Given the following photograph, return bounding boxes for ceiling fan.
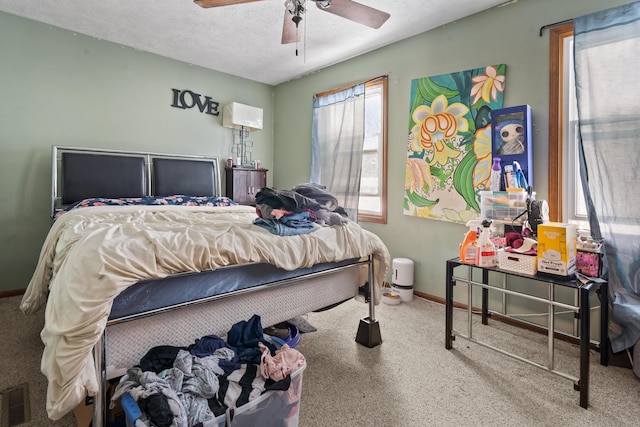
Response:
[194,0,391,44]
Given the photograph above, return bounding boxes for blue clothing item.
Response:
[226,314,276,365]
[279,211,316,227]
[253,216,317,236]
[189,335,228,357]
[188,335,240,374]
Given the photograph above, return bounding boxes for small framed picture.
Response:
[491,105,533,188]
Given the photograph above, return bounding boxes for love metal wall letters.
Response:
[170,88,219,116]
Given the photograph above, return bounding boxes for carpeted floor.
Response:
[297,297,640,426]
[1,294,638,426]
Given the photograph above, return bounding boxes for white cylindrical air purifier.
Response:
[392,258,414,302]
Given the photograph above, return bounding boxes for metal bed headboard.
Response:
[51,145,222,219]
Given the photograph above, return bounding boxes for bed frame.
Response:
[51,145,223,218]
[51,146,382,427]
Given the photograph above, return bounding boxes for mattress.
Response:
[109,259,358,321]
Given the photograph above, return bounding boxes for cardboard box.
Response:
[73,380,123,427]
[73,400,93,427]
[537,222,577,276]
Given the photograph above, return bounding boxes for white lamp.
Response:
[223,102,263,167]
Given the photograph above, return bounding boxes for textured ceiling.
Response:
[1,0,511,85]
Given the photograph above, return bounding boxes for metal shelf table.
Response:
[445,257,609,409]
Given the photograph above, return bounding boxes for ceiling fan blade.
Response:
[194,0,261,8]
[316,0,390,29]
[282,10,301,44]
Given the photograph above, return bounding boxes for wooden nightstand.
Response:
[225,167,268,206]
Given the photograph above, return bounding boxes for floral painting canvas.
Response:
[404,64,506,224]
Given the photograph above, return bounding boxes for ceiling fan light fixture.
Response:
[285,0,306,29]
[284,0,305,14]
[292,15,303,27]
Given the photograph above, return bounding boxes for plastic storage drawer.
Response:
[479,190,531,223]
[126,362,306,427]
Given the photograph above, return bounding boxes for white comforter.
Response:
[20,204,389,420]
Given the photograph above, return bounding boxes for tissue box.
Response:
[537,222,577,276]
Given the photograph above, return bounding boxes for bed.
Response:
[19,145,390,426]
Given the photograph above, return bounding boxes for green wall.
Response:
[0,0,628,327]
[273,0,628,301]
[0,12,275,292]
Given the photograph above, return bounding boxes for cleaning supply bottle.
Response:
[490,157,502,191]
[513,161,528,189]
[476,219,497,267]
[460,220,481,264]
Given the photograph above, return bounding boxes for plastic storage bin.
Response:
[228,362,305,426]
[125,362,306,427]
[126,404,225,427]
[479,190,531,224]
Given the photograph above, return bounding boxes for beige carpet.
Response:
[1,294,638,426]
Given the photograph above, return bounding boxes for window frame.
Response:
[548,23,574,222]
[358,76,388,224]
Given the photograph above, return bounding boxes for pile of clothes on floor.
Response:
[110,314,305,427]
[253,183,349,236]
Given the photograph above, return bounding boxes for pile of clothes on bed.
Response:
[253,183,349,236]
[110,314,305,427]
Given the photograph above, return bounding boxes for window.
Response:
[548,24,588,227]
[359,77,388,223]
[314,76,388,224]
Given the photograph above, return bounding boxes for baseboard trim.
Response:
[0,289,25,299]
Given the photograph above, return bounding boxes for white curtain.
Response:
[311,83,365,220]
[574,1,640,353]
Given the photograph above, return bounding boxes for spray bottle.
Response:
[460,219,481,264]
[513,161,529,189]
[476,219,498,267]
